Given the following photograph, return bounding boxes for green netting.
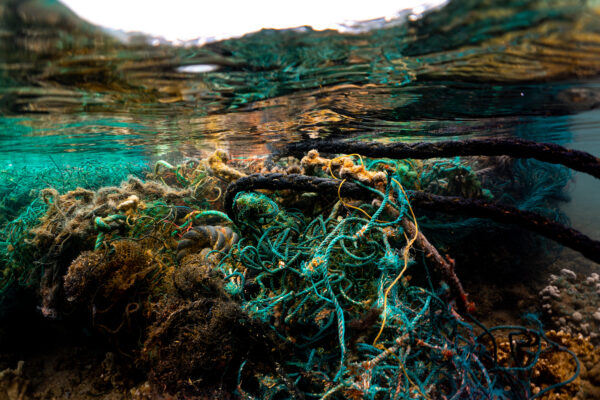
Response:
[0,161,148,299]
[0,161,148,226]
[0,144,588,398]
[221,177,577,399]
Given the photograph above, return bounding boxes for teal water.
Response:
[2,0,600,236]
[0,0,598,233]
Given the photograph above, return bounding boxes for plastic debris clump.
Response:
[0,144,594,399]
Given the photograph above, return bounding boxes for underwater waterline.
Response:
[1,0,600,398]
[1,1,599,232]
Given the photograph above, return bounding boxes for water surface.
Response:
[1,0,600,239]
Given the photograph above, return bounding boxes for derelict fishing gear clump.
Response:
[0,138,598,399]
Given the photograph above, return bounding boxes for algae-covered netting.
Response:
[0,144,586,399]
[0,161,147,297]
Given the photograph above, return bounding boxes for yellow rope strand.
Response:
[337,179,374,220]
[373,179,419,346]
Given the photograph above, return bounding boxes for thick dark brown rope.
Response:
[225,173,600,264]
[283,138,600,179]
[409,191,600,264]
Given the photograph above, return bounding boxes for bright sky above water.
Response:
[60,0,447,43]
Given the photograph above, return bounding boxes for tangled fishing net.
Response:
[1,139,598,399]
[0,162,147,305]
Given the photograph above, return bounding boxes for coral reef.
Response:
[495,330,600,399]
[540,269,600,344]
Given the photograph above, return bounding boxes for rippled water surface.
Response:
[1,0,600,231]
